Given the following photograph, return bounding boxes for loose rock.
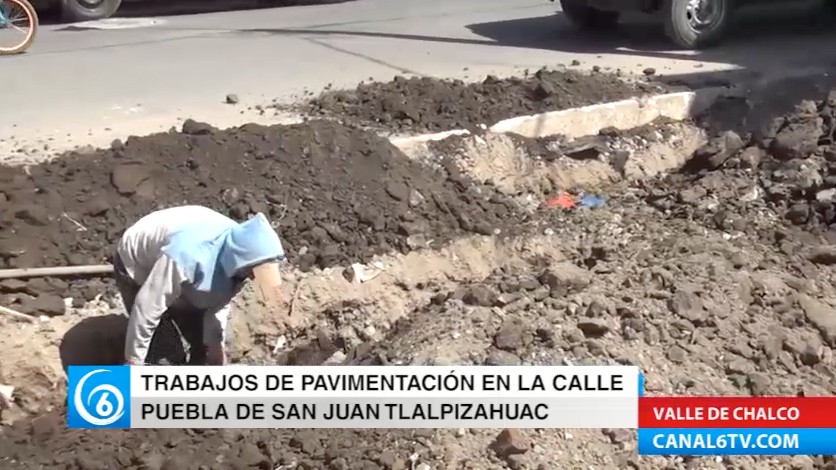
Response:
[463,285,498,307]
[577,318,611,338]
[494,319,530,352]
[799,295,836,347]
[539,263,592,295]
[489,429,530,458]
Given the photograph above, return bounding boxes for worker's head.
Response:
[218,213,285,303]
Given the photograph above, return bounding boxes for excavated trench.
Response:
[2,72,836,469]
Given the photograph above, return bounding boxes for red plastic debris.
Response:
[545,193,576,210]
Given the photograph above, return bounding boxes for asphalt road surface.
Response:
[2,0,836,158]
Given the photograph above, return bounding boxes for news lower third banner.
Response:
[637,396,836,455]
[66,365,640,429]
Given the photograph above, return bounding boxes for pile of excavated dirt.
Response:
[300,69,676,134]
[4,90,836,469]
[648,91,836,237]
[0,119,524,315]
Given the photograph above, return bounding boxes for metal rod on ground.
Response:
[0,305,37,323]
[0,265,114,280]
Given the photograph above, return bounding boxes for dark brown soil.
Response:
[0,119,524,315]
[0,412,432,470]
[299,69,676,134]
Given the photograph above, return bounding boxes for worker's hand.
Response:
[206,351,226,365]
[206,345,227,366]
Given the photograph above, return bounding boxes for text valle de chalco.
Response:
[138,372,625,421]
[654,406,800,422]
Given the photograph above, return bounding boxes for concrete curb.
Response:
[390,88,726,156]
[389,88,726,192]
[488,88,724,139]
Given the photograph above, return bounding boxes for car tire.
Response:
[60,0,122,22]
[560,0,620,29]
[663,0,732,49]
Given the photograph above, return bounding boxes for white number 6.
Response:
[95,392,114,417]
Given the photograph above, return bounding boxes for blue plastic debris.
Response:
[579,194,606,208]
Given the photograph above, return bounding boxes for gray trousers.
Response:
[113,253,207,365]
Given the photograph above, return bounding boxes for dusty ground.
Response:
[2,74,836,469]
[297,69,676,134]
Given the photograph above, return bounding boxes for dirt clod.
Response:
[490,428,530,458]
[799,295,836,347]
[0,279,27,293]
[809,246,836,264]
[539,263,591,295]
[181,119,216,135]
[18,293,65,316]
[577,318,611,338]
[602,428,632,444]
[494,319,530,352]
[462,284,498,307]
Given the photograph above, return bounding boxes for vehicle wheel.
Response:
[560,0,620,29]
[663,0,732,49]
[60,0,121,22]
[0,0,38,55]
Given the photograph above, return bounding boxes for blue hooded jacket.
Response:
[161,212,285,295]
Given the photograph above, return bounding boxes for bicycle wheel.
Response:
[0,0,38,56]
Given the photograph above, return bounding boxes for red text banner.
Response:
[639,397,836,428]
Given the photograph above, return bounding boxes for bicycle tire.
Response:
[0,0,38,56]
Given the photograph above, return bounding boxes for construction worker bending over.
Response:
[113,205,287,366]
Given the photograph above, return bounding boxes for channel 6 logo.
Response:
[67,366,131,429]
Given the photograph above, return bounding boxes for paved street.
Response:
[2,0,836,157]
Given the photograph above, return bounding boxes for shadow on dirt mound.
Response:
[59,315,126,371]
